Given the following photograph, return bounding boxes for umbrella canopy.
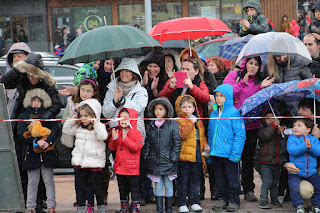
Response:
[161,39,188,50]
[219,35,254,60]
[236,32,312,65]
[149,17,231,42]
[59,25,161,65]
[239,79,320,119]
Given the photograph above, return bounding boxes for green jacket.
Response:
[239,0,269,37]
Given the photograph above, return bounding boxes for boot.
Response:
[87,204,94,213]
[165,197,173,213]
[120,200,128,213]
[156,196,164,213]
[101,169,111,205]
[76,206,86,213]
[131,201,140,213]
[97,205,106,213]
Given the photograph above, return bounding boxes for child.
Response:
[239,0,269,37]
[208,84,246,212]
[109,108,144,213]
[308,0,320,34]
[17,88,59,213]
[144,97,181,213]
[61,78,100,212]
[257,109,284,209]
[175,94,208,213]
[62,98,108,213]
[287,118,320,213]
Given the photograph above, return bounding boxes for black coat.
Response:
[309,55,320,78]
[17,108,60,170]
[143,120,181,176]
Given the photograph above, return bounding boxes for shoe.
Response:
[190,204,202,212]
[87,204,94,213]
[47,208,56,213]
[244,191,257,202]
[97,205,106,213]
[271,198,282,208]
[212,199,227,211]
[296,204,305,213]
[77,206,87,213]
[259,201,271,209]
[278,196,284,204]
[227,203,240,212]
[179,205,189,213]
[35,204,46,213]
[312,205,320,213]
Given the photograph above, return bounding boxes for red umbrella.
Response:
[149,17,231,42]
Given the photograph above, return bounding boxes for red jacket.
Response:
[108,108,143,175]
[158,76,210,117]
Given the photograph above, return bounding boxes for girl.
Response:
[62,98,108,213]
[109,108,144,213]
[144,97,181,213]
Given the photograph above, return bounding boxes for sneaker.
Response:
[179,205,189,213]
[278,196,284,204]
[259,201,271,209]
[312,205,320,213]
[212,199,227,211]
[227,203,240,212]
[244,191,258,202]
[271,199,282,208]
[296,204,305,213]
[190,204,202,212]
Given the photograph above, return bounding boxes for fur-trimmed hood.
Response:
[23,88,52,109]
[147,97,173,118]
[14,53,56,86]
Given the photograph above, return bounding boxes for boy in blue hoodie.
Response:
[239,0,269,37]
[287,118,320,213]
[208,84,246,212]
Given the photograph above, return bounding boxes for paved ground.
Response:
[54,172,296,213]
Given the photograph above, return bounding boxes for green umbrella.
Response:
[59,25,161,65]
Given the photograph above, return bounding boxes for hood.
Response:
[312,0,320,14]
[163,49,181,70]
[175,94,200,117]
[213,84,234,110]
[140,49,165,71]
[290,19,298,25]
[243,0,262,14]
[23,88,52,109]
[117,107,138,129]
[115,58,142,81]
[240,56,262,72]
[6,42,32,70]
[147,97,174,118]
[260,107,281,127]
[78,98,102,119]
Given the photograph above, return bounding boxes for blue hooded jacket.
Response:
[208,84,246,162]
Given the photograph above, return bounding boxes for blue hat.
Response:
[198,53,207,66]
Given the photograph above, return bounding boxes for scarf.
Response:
[117,80,138,96]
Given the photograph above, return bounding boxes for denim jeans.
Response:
[289,174,320,207]
[214,157,242,205]
[177,161,201,206]
[260,164,281,202]
[154,175,174,197]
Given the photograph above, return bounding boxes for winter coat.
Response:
[0,53,62,121]
[204,67,218,94]
[281,20,291,33]
[308,1,320,34]
[17,89,59,171]
[290,20,300,37]
[309,54,320,78]
[175,95,208,168]
[287,134,320,177]
[239,0,269,37]
[102,58,148,141]
[143,97,181,176]
[159,74,210,118]
[62,98,108,168]
[208,84,246,163]
[262,55,312,84]
[108,108,144,175]
[214,70,228,86]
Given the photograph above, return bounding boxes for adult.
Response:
[102,58,148,140]
[281,15,291,34]
[62,27,73,51]
[165,53,179,78]
[304,33,320,78]
[53,25,63,50]
[279,98,320,210]
[18,29,29,43]
[75,23,86,38]
[207,58,228,86]
[299,13,310,40]
[223,56,274,202]
[159,57,210,118]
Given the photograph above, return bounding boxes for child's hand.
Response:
[122,130,127,140]
[112,128,118,139]
[305,138,312,149]
[37,139,46,149]
[42,141,49,149]
[28,121,38,131]
[71,113,78,119]
[312,124,320,138]
[190,117,197,124]
[242,19,250,29]
[277,126,285,133]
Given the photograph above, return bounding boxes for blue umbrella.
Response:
[219,35,254,60]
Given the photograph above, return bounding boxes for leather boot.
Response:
[156,196,163,213]
[165,197,173,213]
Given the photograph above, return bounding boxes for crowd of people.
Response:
[2,0,320,213]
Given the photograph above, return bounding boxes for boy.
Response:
[208,84,246,212]
[257,109,283,209]
[308,0,320,34]
[239,0,269,37]
[287,118,320,213]
[175,94,208,213]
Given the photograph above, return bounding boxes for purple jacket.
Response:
[223,70,262,130]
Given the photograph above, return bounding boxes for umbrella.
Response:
[235,32,312,65]
[219,35,254,60]
[148,17,231,42]
[161,40,188,50]
[59,25,161,65]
